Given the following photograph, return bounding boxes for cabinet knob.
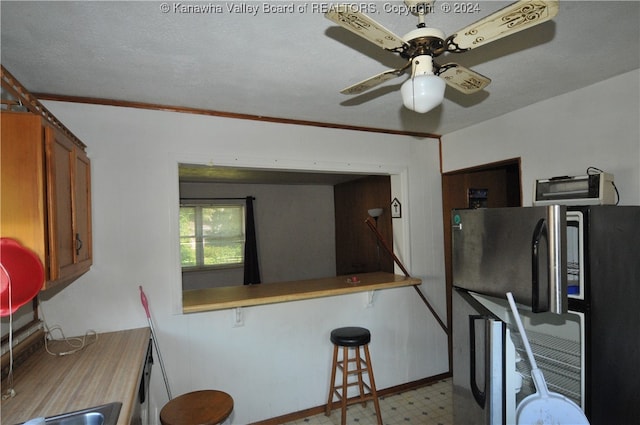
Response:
[75,233,83,255]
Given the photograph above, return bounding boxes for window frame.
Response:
[179,200,246,272]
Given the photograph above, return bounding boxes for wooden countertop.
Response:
[1,327,151,425]
[183,272,421,313]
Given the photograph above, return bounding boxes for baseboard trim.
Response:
[250,372,451,425]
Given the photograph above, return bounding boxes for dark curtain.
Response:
[243,196,261,285]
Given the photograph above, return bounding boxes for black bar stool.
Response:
[325,327,382,425]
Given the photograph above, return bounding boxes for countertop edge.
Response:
[182,272,421,313]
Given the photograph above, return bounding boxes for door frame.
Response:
[441,158,522,371]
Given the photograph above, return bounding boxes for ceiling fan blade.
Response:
[340,66,408,95]
[437,63,491,94]
[325,4,407,52]
[446,0,559,52]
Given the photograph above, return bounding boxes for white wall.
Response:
[37,102,448,424]
[441,70,640,205]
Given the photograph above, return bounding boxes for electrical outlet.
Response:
[232,307,244,327]
[365,290,375,308]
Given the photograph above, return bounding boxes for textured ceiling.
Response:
[1,1,639,136]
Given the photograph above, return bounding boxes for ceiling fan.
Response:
[325,0,559,113]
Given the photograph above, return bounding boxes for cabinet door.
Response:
[74,148,92,266]
[45,126,92,283]
[0,113,48,265]
[46,126,76,281]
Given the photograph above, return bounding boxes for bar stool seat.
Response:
[325,327,382,425]
[331,326,371,346]
[160,390,233,425]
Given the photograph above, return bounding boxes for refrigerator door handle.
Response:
[547,204,567,314]
[531,205,568,314]
[469,315,486,408]
[531,218,547,313]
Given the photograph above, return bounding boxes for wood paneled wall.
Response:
[334,175,394,275]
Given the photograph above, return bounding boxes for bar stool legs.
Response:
[325,327,382,425]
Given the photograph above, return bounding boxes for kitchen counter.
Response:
[182,271,421,313]
[1,327,151,425]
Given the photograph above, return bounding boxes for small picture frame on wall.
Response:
[391,198,402,218]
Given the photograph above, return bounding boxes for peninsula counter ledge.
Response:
[182,271,422,313]
[1,327,151,425]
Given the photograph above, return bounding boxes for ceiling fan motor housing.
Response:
[402,27,447,59]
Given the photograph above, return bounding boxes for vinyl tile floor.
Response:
[282,378,452,425]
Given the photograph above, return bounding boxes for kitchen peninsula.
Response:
[183,272,421,313]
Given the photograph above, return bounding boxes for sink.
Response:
[48,412,103,425]
[20,402,122,425]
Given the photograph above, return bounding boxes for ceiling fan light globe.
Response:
[401,75,445,113]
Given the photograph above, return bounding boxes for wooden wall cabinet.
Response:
[1,111,92,290]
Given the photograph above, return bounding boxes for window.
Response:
[179,204,245,269]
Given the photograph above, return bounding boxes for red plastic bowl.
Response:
[0,238,44,316]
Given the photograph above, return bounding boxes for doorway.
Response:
[441,158,522,370]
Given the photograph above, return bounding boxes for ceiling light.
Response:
[400,55,445,113]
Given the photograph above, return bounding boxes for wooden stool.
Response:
[325,327,382,425]
[160,390,234,425]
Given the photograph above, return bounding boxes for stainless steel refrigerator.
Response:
[451,205,640,425]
